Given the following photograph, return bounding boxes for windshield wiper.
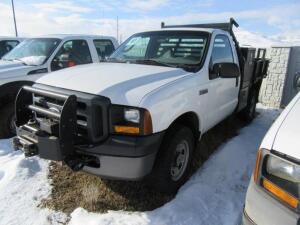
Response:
[106,58,127,63]
[133,59,177,68]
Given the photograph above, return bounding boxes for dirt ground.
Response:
[41,115,247,214]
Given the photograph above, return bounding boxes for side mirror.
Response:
[211,62,240,79]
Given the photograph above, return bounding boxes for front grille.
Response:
[16,84,110,145]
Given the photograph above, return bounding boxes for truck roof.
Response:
[28,34,117,40]
[141,27,216,34]
[0,37,26,40]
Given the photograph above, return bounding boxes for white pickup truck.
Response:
[0,35,118,138]
[13,19,269,193]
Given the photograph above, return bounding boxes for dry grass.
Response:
[41,115,248,214]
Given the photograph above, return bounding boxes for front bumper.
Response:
[242,207,256,225]
[14,126,164,180]
[13,84,164,180]
[244,177,300,225]
[79,132,164,180]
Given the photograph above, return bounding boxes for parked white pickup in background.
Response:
[0,34,118,138]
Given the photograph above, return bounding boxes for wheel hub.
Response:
[170,140,190,181]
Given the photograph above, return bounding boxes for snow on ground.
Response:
[0,141,66,225]
[0,105,279,225]
[0,140,51,225]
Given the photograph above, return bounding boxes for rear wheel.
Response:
[147,124,195,194]
[0,103,16,139]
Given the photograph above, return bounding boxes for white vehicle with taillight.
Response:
[0,35,118,138]
[13,18,269,193]
[243,92,300,225]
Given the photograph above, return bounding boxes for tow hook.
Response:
[65,155,99,172]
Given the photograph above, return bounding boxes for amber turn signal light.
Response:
[263,179,299,209]
[114,126,140,134]
[253,149,262,183]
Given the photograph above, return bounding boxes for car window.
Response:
[155,37,205,63]
[51,39,92,71]
[93,39,115,60]
[110,31,209,71]
[121,36,150,59]
[2,38,60,65]
[6,40,19,49]
[211,35,234,65]
[0,40,20,57]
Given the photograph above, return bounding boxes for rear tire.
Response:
[147,124,195,194]
[0,103,16,139]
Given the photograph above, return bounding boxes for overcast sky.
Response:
[1,0,300,46]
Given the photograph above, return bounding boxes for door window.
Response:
[209,35,234,79]
[51,40,92,71]
[93,39,115,60]
[211,35,234,65]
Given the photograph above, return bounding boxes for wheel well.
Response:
[168,112,200,139]
[0,81,34,107]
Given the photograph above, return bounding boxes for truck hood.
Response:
[36,62,189,106]
[0,60,34,79]
[272,93,300,160]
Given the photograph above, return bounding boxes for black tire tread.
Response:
[0,103,15,138]
[147,124,195,194]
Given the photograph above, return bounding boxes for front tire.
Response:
[0,103,16,139]
[147,124,195,194]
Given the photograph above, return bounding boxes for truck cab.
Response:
[13,19,269,193]
[0,35,118,138]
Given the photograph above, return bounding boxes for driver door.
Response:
[208,34,239,124]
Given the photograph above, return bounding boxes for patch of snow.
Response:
[0,139,67,225]
[0,105,279,225]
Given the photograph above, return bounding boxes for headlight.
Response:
[110,105,152,135]
[124,108,140,123]
[262,154,300,209]
[266,156,300,183]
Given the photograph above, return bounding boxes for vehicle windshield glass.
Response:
[109,31,209,71]
[2,38,61,66]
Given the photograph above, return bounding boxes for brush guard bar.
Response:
[13,86,77,161]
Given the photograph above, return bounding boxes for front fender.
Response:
[0,74,43,87]
[139,74,206,133]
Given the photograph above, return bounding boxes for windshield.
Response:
[2,38,61,66]
[110,31,209,71]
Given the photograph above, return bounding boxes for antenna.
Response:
[116,16,119,43]
[11,0,18,37]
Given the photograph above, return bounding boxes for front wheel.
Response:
[147,124,195,194]
[0,103,16,139]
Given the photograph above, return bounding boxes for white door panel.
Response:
[209,34,240,124]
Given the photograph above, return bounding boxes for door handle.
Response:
[199,89,208,95]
